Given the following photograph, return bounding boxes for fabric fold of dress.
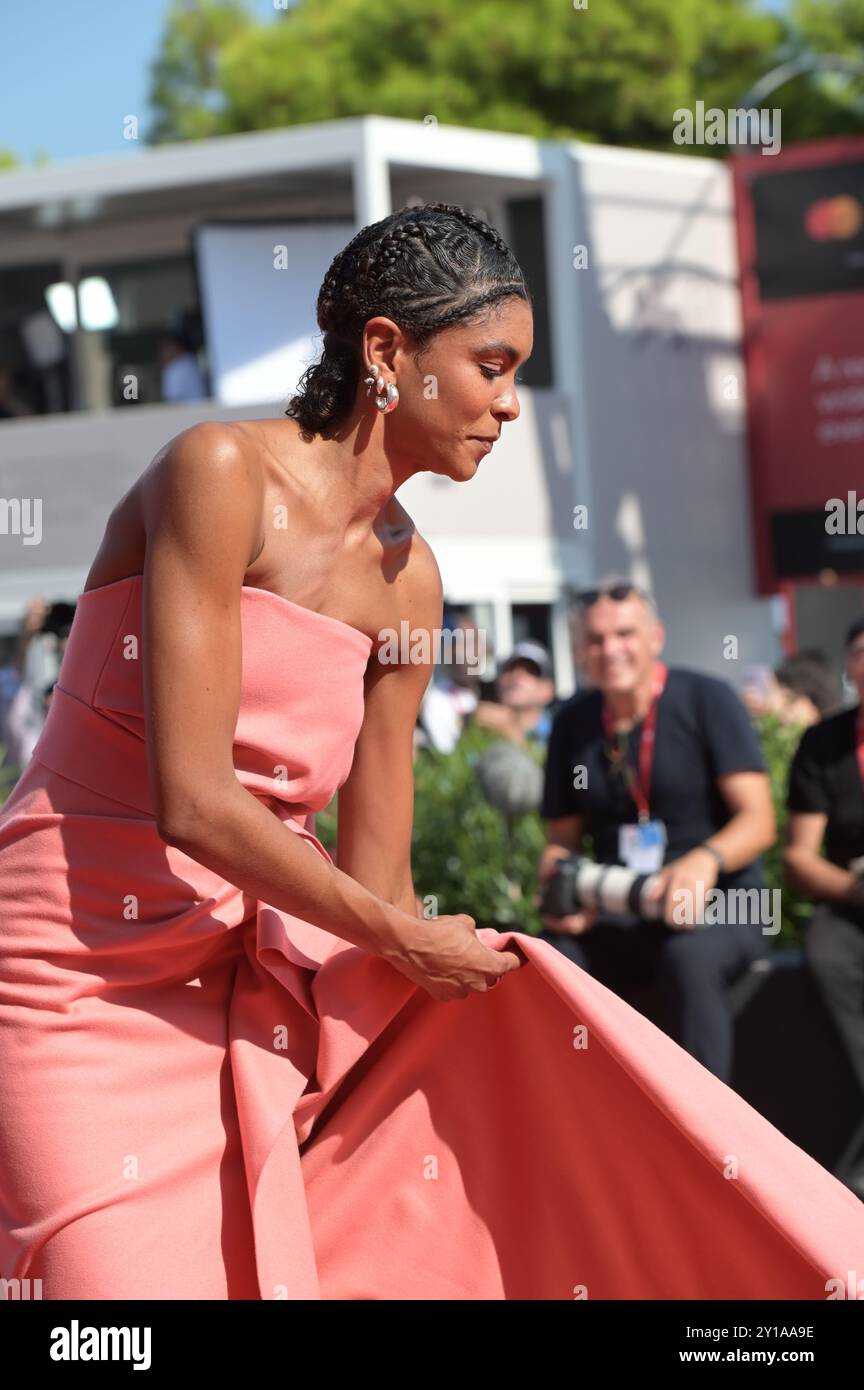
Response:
[0,573,862,1301]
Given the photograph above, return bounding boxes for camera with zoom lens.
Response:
[539,854,666,921]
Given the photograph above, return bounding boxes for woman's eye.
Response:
[480,365,525,384]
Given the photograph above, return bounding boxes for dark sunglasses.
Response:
[575,583,646,608]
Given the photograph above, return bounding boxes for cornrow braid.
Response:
[285,202,530,438]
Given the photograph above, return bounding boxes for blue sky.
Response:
[0,0,285,166]
[1,0,791,167]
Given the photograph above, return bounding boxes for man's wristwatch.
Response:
[699,842,725,874]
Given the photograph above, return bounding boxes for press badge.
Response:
[619,819,667,873]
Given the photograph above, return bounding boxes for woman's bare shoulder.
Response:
[148,420,257,483]
[140,421,263,517]
[135,422,265,564]
[87,424,273,592]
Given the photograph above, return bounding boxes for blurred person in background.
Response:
[0,363,32,419]
[416,609,483,752]
[417,676,477,753]
[743,649,839,728]
[536,577,776,1082]
[473,640,558,747]
[158,329,207,403]
[784,617,864,1181]
[1,597,75,774]
[471,641,557,820]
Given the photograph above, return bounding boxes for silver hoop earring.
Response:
[364,364,399,413]
[376,382,399,413]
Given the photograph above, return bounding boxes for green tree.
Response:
[0,149,52,173]
[772,0,864,142]
[145,0,789,152]
[146,0,256,144]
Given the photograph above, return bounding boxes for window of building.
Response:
[0,261,72,419]
[504,196,553,389]
[75,255,208,409]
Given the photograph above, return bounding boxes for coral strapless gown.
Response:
[0,574,862,1301]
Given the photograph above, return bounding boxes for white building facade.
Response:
[0,115,785,693]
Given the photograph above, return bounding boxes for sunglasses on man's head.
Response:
[575,583,645,608]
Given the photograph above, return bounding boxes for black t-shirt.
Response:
[787,704,864,926]
[540,666,767,891]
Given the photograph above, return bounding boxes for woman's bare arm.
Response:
[141,422,409,958]
[336,536,442,915]
[138,423,522,999]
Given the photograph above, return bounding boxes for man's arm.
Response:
[650,676,778,925]
[650,770,776,927]
[696,675,777,870]
[543,813,583,856]
[782,721,863,905]
[704,769,777,869]
[335,537,443,918]
[783,811,862,904]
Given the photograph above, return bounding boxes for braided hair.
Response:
[285,202,530,438]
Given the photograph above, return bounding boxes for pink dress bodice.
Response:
[31,573,373,836]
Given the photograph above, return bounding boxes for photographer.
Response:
[537,579,776,1082]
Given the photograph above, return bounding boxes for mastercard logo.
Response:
[804,194,864,241]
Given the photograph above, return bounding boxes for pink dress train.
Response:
[0,573,862,1300]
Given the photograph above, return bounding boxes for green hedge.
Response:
[410,724,548,929]
[313,722,546,928]
[752,710,814,947]
[0,747,21,804]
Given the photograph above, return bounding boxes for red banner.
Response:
[731,135,864,593]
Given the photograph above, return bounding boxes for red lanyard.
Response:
[602,660,668,822]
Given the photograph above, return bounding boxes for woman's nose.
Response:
[495,389,520,423]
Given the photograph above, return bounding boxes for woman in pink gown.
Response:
[0,203,862,1300]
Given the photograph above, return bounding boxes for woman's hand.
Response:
[384,913,523,1002]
